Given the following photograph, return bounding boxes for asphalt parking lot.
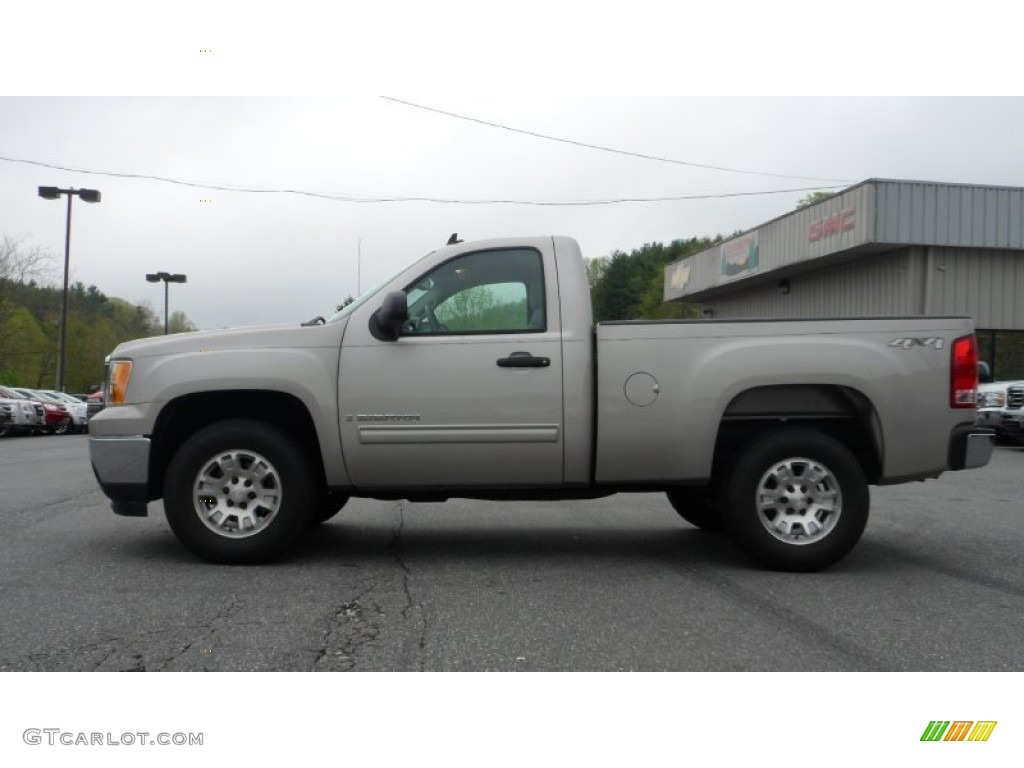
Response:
[0,434,1021,671]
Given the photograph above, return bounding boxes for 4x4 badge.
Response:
[889,337,944,350]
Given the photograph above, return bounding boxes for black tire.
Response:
[313,491,350,525]
[163,419,315,564]
[720,428,869,572]
[54,419,71,435]
[666,488,723,531]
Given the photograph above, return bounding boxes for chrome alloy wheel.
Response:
[192,449,282,539]
[755,457,842,545]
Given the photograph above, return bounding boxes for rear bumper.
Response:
[948,425,995,470]
[89,435,151,515]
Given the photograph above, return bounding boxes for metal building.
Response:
[664,179,1024,378]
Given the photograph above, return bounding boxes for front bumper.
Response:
[89,435,151,515]
[999,411,1024,436]
[975,409,1003,430]
[948,425,996,470]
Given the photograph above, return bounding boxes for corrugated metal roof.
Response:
[875,180,1024,248]
[665,178,1024,302]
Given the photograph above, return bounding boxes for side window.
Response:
[403,248,545,335]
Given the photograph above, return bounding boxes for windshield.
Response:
[325,251,433,324]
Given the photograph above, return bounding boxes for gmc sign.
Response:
[809,207,855,242]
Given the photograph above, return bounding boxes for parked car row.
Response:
[0,386,95,437]
[976,377,1024,444]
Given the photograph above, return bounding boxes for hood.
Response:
[111,319,348,360]
[978,380,1024,393]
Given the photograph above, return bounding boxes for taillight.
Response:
[951,334,978,408]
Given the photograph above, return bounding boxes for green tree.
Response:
[0,307,49,385]
[1,236,53,361]
[796,191,836,209]
[167,311,197,334]
[436,285,498,330]
[585,257,608,289]
[590,238,719,322]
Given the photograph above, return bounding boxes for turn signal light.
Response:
[108,360,133,405]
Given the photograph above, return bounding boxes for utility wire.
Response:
[0,154,845,206]
[381,96,856,184]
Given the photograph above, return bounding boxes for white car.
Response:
[0,387,43,436]
[39,390,90,434]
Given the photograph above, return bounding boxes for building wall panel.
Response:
[705,250,916,319]
[704,246,1024,331]
[929,247,1024,329]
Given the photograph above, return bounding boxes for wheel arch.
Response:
[713,384,883,485]
[148,390,326,500]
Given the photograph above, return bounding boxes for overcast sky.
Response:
[3,3,1023,330]
[4,96,1024,329]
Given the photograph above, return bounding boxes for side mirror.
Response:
[368,291,409,341]
[978,360,993,384]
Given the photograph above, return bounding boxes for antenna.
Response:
[357,237,362,295]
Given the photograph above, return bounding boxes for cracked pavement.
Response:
[2,435,1023,671]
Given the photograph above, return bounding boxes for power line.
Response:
[381,96,856,184]
[0,154,845,206]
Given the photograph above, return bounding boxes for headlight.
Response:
[980,391,1006,408]
[106,360,133,405]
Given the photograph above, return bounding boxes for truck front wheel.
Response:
[721,429,869,572]
[163,419,314,563]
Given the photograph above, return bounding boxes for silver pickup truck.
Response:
[89,236,994,571]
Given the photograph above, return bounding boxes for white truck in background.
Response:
[976,364,1024,443]
[89,236,995,571]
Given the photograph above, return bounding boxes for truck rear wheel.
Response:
[666,489,723,531]
[164,419,314,563]
[721,429,869,571]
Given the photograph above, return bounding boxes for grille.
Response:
[1008,385,1024,410]
[33,403,44,420]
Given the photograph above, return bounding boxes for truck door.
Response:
[338,245,564,490]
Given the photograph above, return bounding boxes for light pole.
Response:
[145,272,188,334]
[38,186,101,392]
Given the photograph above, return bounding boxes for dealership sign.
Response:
[720,232,759,278]
[809,207,856,242]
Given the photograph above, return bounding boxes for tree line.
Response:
[586,236,723,321]
[0,235,196,392]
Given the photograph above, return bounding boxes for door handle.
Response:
[497,351,551,368]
